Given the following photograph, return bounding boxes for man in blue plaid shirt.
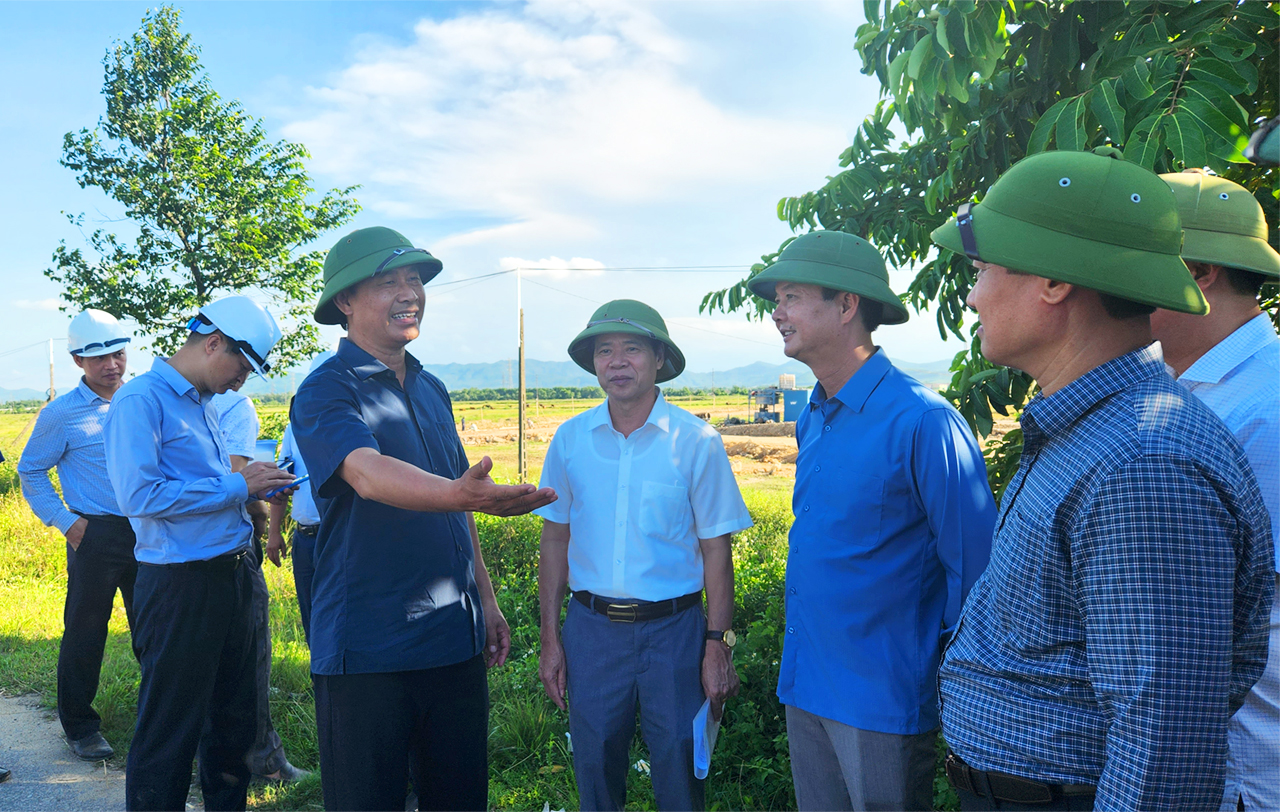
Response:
[930,148,1274,811]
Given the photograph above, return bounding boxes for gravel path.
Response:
[0,694,125,811]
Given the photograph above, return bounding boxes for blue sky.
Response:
[1,1,961,392]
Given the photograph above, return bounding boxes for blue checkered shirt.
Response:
[939,345,1274,812]
[18,378,124,533]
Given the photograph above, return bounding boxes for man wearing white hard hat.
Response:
[266,350,334,643]
[18,309,136,762]
[104,295,297,811]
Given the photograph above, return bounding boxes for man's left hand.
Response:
[702,641,740,720]
[483,603,512,668]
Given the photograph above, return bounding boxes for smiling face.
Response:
[771,281,852,366]
[338,265,426,352]
[73,349,127,394]
[592,332,663,405]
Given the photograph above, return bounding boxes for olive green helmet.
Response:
[567,299,685,383]
[315,227,443,325]
[931,147,1207,315]
[1160,171,1279,278]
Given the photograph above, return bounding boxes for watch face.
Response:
[723,630,737,648]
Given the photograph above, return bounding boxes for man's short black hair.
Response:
[821,287,884,333]
[1224,266,1267,298]
[1098,294,1156,320]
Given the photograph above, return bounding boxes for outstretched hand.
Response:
[457,456,557,517]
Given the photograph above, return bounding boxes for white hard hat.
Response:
[187,295,283,376]
[68,310,131,357]
[306,350,336,376]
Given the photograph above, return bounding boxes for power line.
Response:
[425,264,751,291]
[0,339,59,360]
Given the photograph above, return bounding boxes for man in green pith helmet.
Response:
[535,299,752,811]
[932,147,1274,811]
[745,231,996,812]
[1150,170,1280,812]
[290,226,556,811]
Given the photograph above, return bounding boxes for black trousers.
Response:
[126,558,257,812]
[244,538,285,776]
[58,514,138,741]
[313,655,489,812]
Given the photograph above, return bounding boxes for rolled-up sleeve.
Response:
[17,406,79,534]
[291,374,379,500]
[104,392,248,519]
[689,427,752,540]
[1076,456,1272,811]
[910,407,996,633]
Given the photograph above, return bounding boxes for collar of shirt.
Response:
[1020,343,1166,451]
[336,337,422,383]
[810,348,893,415]
[150,356,203,404]
[585,390,672,435]
[73,377,109,406]
[1179,313,1278,385]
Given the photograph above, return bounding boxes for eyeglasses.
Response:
[956,203,981,262]
[186,314,272,374]
[587,317,658,341]
[373,247,434,276]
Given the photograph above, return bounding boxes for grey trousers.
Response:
[562,597,707,812]
[245,541,286,776]
[786,704,937,812]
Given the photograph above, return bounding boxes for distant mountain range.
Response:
[0,356,955,404]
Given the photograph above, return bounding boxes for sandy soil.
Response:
[0,694,126,811]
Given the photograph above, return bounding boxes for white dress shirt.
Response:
[535,393,752,601]
[278,423,320,526]
[1175,314,1280,812]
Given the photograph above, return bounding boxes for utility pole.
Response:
[517,267,527,483]
[47,339,55,402]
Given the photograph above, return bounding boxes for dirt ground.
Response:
[0,694,126,811]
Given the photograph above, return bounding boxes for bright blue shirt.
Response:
[103,358,252,564]
[290,338,483,676]
[939,345,1275,812]
[18,379,124,533]
[778,349,996,735]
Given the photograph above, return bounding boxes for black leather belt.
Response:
[294,524,319,534]
[945,752,1095,805]
[149,549,251,572]
[574,590,701,623]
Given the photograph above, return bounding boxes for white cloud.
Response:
[15,298,61,311]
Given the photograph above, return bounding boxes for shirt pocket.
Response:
[639,482,694,542]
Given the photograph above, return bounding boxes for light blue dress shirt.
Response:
[778,350,996,735]
[278,424,320,526]
[104,357,252,564]
[18,379,124,533]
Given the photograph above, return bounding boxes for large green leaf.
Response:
[1090,80,1126,143]
[1189,56,1248,94]
[1057,95,1087,152]
[1125,113,1165,168]
[1163,111,1209,170]
[1028,96,1071,154]
[907,34,933,80]
[1120,58,1155,100]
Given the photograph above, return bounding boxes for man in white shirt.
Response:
[1151,170,1280,812]
[536,300,753,811]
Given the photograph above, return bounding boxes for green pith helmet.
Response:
[567,299,686,383]
[746,231,910,325]
[315,227,444,325]
[931,147,1207,315]
[1160,171,1280,278]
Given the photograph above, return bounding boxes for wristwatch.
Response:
[706,629,737,648]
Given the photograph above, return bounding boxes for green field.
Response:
[0,408,956,811]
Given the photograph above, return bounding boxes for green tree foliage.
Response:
[48,6,359,369]
[702,0,1277,497]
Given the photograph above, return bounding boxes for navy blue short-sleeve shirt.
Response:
[291,338,483,675]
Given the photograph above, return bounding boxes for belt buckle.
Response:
[605,603,639,623]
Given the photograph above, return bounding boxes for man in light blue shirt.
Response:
[105,296,295,811]
[1152,171,1280,812]
[18,309,136,762]
[747,231,996,811]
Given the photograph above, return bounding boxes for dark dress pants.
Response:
[313,654,489,812]
[290,525,317,644]
[58,514,138,741]
[126,558,257,812]
[244,537,286,776]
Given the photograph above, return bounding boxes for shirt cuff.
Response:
[230,472,252,502]
[696,515,754,540]
[534,504,570,524]
[54,510,81,535]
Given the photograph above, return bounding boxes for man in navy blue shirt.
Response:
[291,227,555,812]
[748,231,996,811]
[931,148,1273,811]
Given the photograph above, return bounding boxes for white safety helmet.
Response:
[306,350,336,377]
[68,309,131,358]
[187,295,283,376]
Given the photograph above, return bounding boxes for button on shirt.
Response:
[290,338,482,676]
[939,345,1275,812]
[19,379,124,533]
[535,394,752,601]
[103,358,252,564]
[278,424,320,527]
[778,350,995,735]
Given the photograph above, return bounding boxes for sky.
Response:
[0,0,961,393]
